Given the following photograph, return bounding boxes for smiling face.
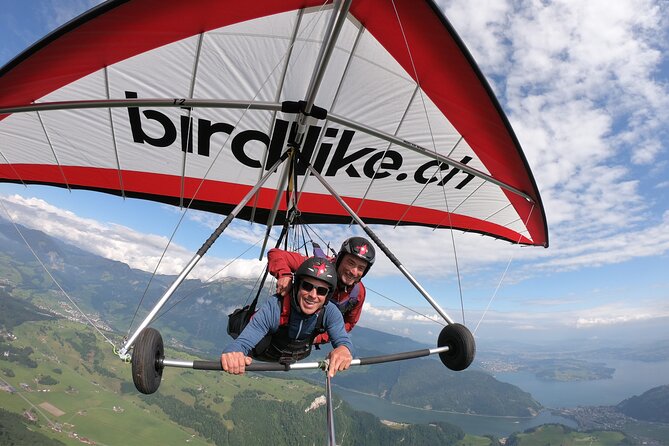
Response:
[336,253,368,287]
[296,277,332,315]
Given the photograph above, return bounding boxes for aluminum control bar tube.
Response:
[326,374,336,446]
[306,165,456,325]
[256,0,351,255]
[118,153,290,359]
[160,346,450,371]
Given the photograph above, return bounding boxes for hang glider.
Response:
[1,1,548,443]
[0,0,547,247]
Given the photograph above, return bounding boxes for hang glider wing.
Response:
[0,0,548,247]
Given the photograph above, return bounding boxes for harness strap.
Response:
[279,293,291,325]
[334,282,360,314]
[279,293,326,335]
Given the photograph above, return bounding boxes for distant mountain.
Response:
[350,326,431,354]
[331,358,541,417]
[0,218,260,352]
[1,218,434,358]
[1,218,541,418]
[617,385,669,423]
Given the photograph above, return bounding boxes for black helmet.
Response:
[336,237,375,277]
[294,257,338,301]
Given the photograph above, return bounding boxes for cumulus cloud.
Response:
[576,313,658,328]
[361,302,446,327]
[433,0,669,274]
[0,193,265,280]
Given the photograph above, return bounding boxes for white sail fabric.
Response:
[0,0,548,247]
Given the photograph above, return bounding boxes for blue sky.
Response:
[1,0,669,347]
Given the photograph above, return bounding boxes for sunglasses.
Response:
[299,280,330,296]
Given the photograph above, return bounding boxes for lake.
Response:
[332,359,669,437]
[333,386,577,437]
[494,359,669,408]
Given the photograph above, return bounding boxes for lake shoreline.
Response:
[333,384,539,419]
[332,385,577,437]
[331,359,669,437]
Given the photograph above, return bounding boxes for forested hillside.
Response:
[2,219,544,418]
[0,290,475,445]
[617,385,669,423]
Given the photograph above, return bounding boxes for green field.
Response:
[621,420,669,444]
[2,319,490,445]
[508,424,627,445]
[1,319,324,445]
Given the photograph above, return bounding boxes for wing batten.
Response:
[354,83,419,220]
[36,111,70,192]
[104,66,126,198]
[348,0,547,245]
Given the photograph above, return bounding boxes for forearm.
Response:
[267,249,306,277]
[223,303,277,355]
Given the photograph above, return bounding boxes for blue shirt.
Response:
[223,296,354,357]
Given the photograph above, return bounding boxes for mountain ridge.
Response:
[1,218,540,417]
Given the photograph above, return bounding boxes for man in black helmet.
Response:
[221,257,353,377]
[267,236,375,344]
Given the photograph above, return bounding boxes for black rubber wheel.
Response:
[437,323,476,371]
[131,327,164,394]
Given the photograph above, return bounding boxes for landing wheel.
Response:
[437,323,475,371]
[131,327,164,394]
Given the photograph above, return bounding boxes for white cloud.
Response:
[436,1,512,73]
[575,313,658,328]
[436,0,669,275]
[361,302,447,327]
[359,296,669,344]
[567,301,669,329]
[0,193,265,280]
[363,303,408,321]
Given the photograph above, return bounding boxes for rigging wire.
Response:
[302,222,337,256]
[365,285,446,327]
[473,204,536,335]
[0,197,117,348]
[1,1,539,361]
[127,208,190,335]
[390,0,467,324]
[152,236,269,323]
